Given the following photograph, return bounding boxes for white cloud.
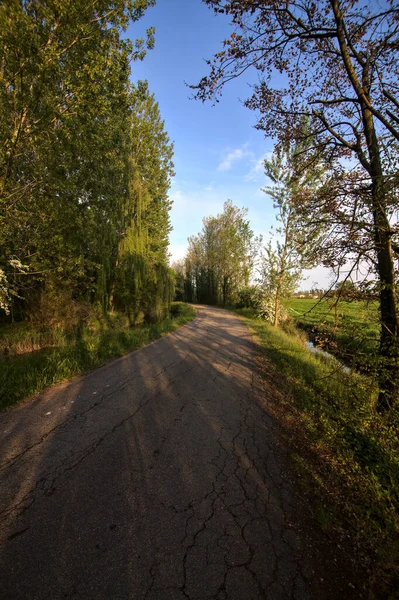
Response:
[167,173,279,264]
[245,151,273,182]
[217,145,253,172]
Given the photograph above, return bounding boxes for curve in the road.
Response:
[0,306,361,599]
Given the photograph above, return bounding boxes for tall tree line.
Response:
[182,201,259,306]
[0,0,175,326]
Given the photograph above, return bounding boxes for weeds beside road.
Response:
[0,303,196,411]
[234,307,399,598]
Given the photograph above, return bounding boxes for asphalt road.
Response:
[0,306,359,600]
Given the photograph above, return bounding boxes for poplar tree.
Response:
[0,0,155,315]
[262,138,323,326]
[185,201,259,306]
[0,0,176,328]
[112,82,174,322]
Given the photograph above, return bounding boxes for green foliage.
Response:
[110,83,174,321]
[171,260,186,302]
[0,321,66,356]
[257,294,288,324]
[1,0,140,298]
[259,138,322,327]
[234,307,399,596]
[197,0,399,409]
[258,241,300,325]
[259,242,300,297]
[333,279,362,301]
[169,301,191,318]
[185,201,261,306]
[0,2,175,348]
[0,303,196,410]
[235,286,261,309]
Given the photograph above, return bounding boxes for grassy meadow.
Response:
[287,297,380,368]
[0,302,196,411]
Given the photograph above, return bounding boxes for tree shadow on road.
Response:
[0,307,366,599]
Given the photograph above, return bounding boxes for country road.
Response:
[0,306,361,600]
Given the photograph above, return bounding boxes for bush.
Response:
[26,284,90,334]
[170,301,187,317]
[236,286,262,309]
[257,295,288,324]
[280,317,307,341]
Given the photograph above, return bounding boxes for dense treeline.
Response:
[177,201,260,306]
[0,0,174,331]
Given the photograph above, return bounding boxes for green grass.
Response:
[287,297,380,368]
[0,302,196,411]
[234,307,399,597]
[0,320,68,356]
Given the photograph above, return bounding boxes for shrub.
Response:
[236,286,262,309]
[257,294,288,324]
[26,284,90,334]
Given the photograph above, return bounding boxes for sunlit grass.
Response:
[286,297,380,365]
[234,307,399,596]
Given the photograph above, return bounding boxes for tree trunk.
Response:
[274,225,289,328]
[222,275,228,307]
[273,270,284,328]
[371,175,399,410]
[331,0,399,408]
[364,110,399,410]
[273,289,280,327]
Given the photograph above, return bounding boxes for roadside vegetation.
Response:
[177,190,399,594]
[0,302,195,411]
[0,1,184,411]
[173,201,261,307]
[179,189,398,593]
[1,1,398,590]
[234,307,399,598]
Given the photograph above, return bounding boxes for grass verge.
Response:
[234,307,399,599]
[0,302,196,411]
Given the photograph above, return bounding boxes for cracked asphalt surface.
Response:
[0,306,360,600]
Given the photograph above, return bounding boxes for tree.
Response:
[334,279,359,300]
[195,0,399,410]
[171,260,186,301]
[0,0,177,330]
[263,139,321,326]
[111,82,175,322]
[185,201,260,305]
[0,0,156,318]
[217,201,260,305]
[186,215,222,305]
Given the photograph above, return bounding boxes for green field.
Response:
[286,297,380,367]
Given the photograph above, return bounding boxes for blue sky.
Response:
[127,0,331,289]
